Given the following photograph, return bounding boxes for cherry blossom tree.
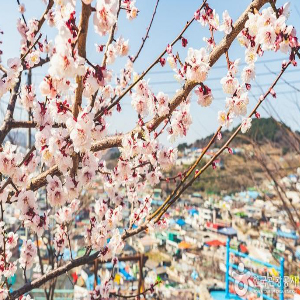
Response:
[0,0,299,299]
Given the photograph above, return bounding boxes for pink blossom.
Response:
[241,117,252,133]
[218,111,232,128]
[220,10,232,35]
[195,85,213,107]
[185,47,210,83]
[220,75,239,95]
[94,0,119,36]
[19,239,37,269]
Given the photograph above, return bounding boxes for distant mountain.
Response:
[180,118,298,150]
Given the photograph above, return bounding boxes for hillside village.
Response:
[4,119,300,299]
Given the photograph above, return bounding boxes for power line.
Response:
[149,68,300,85]
[148,57,287,75]
[205,90,299,102]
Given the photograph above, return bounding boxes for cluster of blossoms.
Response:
[241,3,297,56]
[0,142,40,189]
[19,239,37,270]
[131,79,155,117]
[0,1,142,288]
[216,3,299,134]
[130,195,152,226]
[20,84,36,110]
[168,99,192,141]
[0,222,18,288]
[195,84,213,107]
[162,44,211,141]
[93,0,119,36]
[15,189,49,236]
[86,202,124,260]
[194,3,233,48]
[89,275,112,300]
[0,57,23,98]
[105,36,130,65]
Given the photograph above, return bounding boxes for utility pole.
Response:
[27,69,32,149]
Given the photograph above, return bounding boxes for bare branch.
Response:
[131,0,160,63]
[0,75,21,145]
[101,0,122,68]
[264,63,300,92]
[21,33,42,61]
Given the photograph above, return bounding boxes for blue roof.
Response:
[238,191,259,200]
[223,195,232,201]
[152,200,164,205]
[277,230,299,240]
[218,227,237,236]
[86,274,100,290]
[189,208,199,216]
[176,219,186,226]
[63,249,77,261]
[105,261,126,269]
[191,270,199,280]
[120,269,135,281]
[248,191,259,199]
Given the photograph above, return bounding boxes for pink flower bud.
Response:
[259,95,264,101]
[212,161,216,170]
[116,103,121,112]
[166,44,172,54]
[159,57,166,67]
[217,132,222,140]
[270,88,276,98]
[255,111,260,119]
[194,9,200,20]
[227,147,233,154]
[282,60,287,68]
[181,37,188,47]
[258,48,264,57]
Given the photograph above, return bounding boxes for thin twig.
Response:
[21,33,42,61]
[131,0,160,63]
[101,0,122,68]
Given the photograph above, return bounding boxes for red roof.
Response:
[240,244,248,253]
[205,240,226,247]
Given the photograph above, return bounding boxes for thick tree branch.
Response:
[36,0,54,35]
[10,120,63,129]
[71,2,92,178]
[72,2,91,118]
[9,250,100,299]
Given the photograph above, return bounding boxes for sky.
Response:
[0,0,300,147]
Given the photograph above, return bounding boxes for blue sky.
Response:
[1,0,300,146]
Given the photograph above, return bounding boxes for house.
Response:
[134,235,159,253]
[244,205,262,219]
